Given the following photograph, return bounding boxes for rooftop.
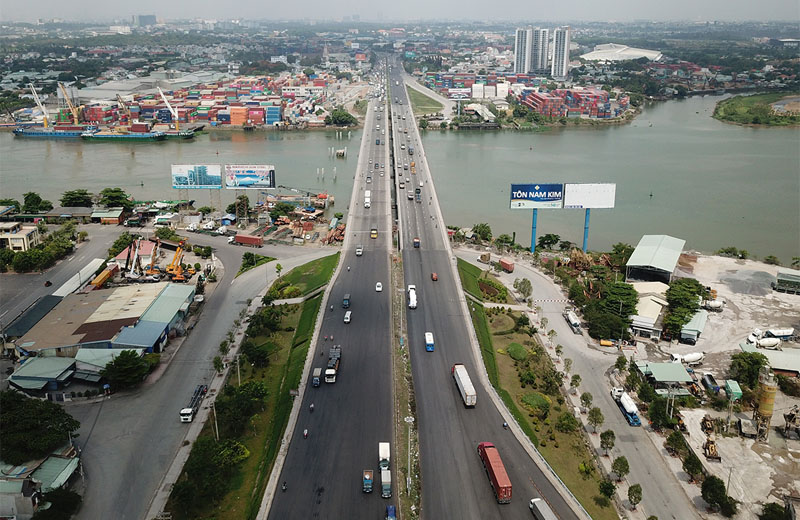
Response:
[740,344,800,376]
[9,357,75,390]
[114,320,167,349]
[627,234,686,273]
[30,456,79,492]
[139,283,194,325]
[682,309,709,334]
[75,347,146,369]
[636,361,693,383]
[91,208,124,219]
[581,43,663,62]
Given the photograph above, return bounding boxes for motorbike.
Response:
[310,403,315,413]
[303,429,309,439]
[282,482,287,492]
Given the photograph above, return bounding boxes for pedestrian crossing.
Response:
[531,298,570,303]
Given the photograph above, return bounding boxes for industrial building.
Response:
[625,234,686,284]
[0,222,42,252]
[580,43,663,63]
[8,357,76,394]
[773,269,800,294]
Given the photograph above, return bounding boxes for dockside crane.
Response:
[116,94,134,123]
[28,83,49,128]
[58,82,82,125]
[157,87,180,131]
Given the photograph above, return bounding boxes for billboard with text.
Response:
[563,183,616,209]
[224,164,276,190]
[510,183,564,209]
[171,164,222,189]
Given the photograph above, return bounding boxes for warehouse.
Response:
[580,43,663,62]
[8,357,76,394]
[626,234,686,284]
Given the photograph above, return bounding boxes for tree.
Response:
[615,355,628,371]
[213,356,224,373]
[600,430,615,456]
[0,391,81,465]
[729,351,769,389]
[60,189,93,207]
[440,121,448,130]
[638,381,658,403]
[580,391,593,409]
[556,344,564,358]
[759,502,789,520]
[628,483,643,510]
[98,187,133,211]
[100,350,150,389]
[701,475,728,511]
[647,397,674,430]
[22,191,53,213]
[682,452,703,482]
[495,233,513,247]
[666,430,686,455]
[275,263,283,278]
[0,198,21,212]
[664,277,705,335]
[537,233,560,249]
[419,118,428,129]
[269,201,295,220]
[555,411,579,433]
[226,194,250,220]
[197,206,213,215]
[326,108,358,126]
[612,456,630,481]
[513,278,532,300]
[610,242,635,268]
[32,487,82,520]
[599,479,616,499]
[601,282,639,318]
[570,374,581,390]
[472,222,492,241]
[241,339,271,368]
[588,407,605,432]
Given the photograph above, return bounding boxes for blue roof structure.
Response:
[114,321,167,350]
[140,284,194,325]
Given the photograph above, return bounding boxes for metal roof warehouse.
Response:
[626,234,686,284]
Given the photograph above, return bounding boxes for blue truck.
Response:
[611,387,641,426]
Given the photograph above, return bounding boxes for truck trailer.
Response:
[230,234,263,247]
[379,442,391,470]
[529,498,558,520]
[611,387,641,426]
[477,442,512,503]
[499,258,514,273]
[312,367,322,387]
[179,384,208,422]
[380,469,392,498]
[325,346,341,383]
[452,363,477,407]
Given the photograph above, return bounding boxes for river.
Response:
[0,95,797,262]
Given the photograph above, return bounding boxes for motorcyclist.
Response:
[310,403,315,412]
[282,481,287,491]
[303,429,309,439]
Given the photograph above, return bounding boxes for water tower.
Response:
[753,366,778,441]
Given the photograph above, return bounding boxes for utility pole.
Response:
[212,401,220,441]
[237,355,241,386]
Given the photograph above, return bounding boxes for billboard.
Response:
[224,164,276,190]
[510,183,564,209]
[171,164,222,189]
[563,183,616,209]
[448,88,471,100]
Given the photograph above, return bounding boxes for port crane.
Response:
[157,87,180,131]
[58,82,82,125]
[116,94,134,123]
[28,83,49,128]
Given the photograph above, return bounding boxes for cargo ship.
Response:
[14,124,98,138]
[80,122,165,142]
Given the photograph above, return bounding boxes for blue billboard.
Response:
[510,183,564,209]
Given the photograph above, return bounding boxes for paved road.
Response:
[389,62,581,519]
[268,91,396,517]
[455,249,698,520]
[61,231,324,520]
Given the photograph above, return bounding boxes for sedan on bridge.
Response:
[375,282,383,292]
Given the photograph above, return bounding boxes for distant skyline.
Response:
[1,0,798,24]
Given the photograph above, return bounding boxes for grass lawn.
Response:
[406,86,443,117]
[469,303,618,520]
[236,254,276,277]
[167,294,323,520]
[352,99,368,116]
[457,258,484,301]
[279,252,340,295]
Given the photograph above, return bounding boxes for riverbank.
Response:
[713,91,800,126]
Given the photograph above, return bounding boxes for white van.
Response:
[344,311,352,323]
[364,198,371,208]
[407,285,417,309]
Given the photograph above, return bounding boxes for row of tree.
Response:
[0,187,134,213]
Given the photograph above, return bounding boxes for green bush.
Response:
[555,411,579,433]
[507,342,528,361]
[522,392,550,418]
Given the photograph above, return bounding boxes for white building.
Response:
[514,27,532,74]
[531,28,549,72]
[580,43,662,63]
[551,26,571,80]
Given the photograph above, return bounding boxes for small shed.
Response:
[91,207,124,225]
[220,213,237,226]
[680,310,709,344]
[625,234,686,284]
[725,380,742,401]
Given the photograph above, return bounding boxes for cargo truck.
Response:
[342,294,351,308]
[407,285,417,309]
[179,384,208,422]
[529,498,558,520]
[230,234,263,247]
[563,310,581,334]
[611,387,641,426]
[477,442,512,503]
[670,352,705,366]
[381,470,392,498]
[379,442,391,470]
[452,364,477,407]
[413,237,420,248]
[499,258,514,273]
[325,346,341,383]
[362,470,374,493]
[312,367,322,387]
[478,252,491,264]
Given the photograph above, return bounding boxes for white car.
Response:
[375,282,383,292]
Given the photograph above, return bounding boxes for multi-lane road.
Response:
[268,92,395,518]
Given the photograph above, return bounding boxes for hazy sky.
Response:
[2,0,798,23]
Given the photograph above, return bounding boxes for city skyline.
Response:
[2,0,798,23]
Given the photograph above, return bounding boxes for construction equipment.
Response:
[58,82,82,125]
[703,434,721,461]
[28,83,49,128]
[145,243,161,276]
[157,87,180,130]
[116,94,133,122]
[674,412,688,432]
[782,405,800,438]
[166,245,184,275]
[701,414,715,435]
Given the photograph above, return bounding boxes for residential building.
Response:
[551,26,571,80]
[531,28,549,72]
[514,27,532,74]
[0,222,42,252]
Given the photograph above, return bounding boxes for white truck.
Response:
[563,310,581,334]
[529,498,558,520]
[670,352,706,366]
[379,442,391,470]
[452,363,477,407]
[380,469,392,498]
[407,285,417,309]
[179,385,208,422]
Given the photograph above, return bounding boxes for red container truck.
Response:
[231,234,263,247]
[499,258,514,273]
[477,442,512,503]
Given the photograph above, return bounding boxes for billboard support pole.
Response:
[582,208,591,252]
[530,208,538,253]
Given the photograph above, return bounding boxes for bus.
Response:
[424,332,434,352]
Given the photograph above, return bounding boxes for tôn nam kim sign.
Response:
[510,183,564,209]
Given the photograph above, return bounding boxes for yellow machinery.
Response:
[116,94,133,122]
[58,82,82,125]
[28,83,49,128]
[166,246,183,275]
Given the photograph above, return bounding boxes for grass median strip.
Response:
[272,252,340,296]
[406,86,443,116]
[236,253,276,277]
